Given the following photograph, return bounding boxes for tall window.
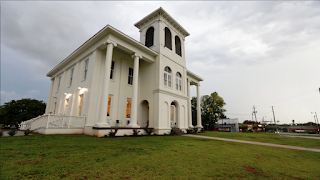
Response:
[57,76,61,92]
[145,27,154,48]
[53,102,57,114]
[126,99,131,118]
[110,61,115,79]
[83,60,89,80]
[175,36,182,56]
[164,66,171,87]
[64,98,69,115]
[107,95,112,116]
[69,68,74,87]
[165,27,172,50]
[128,68,133,85]
[176,72,182,91]
[79,94,84,116]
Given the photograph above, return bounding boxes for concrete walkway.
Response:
[183,134,320,153]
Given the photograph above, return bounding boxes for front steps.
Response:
[171,127,185,135]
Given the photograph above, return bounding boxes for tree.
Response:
[191,92,226,129]
[0,99,46,126]
[243,120,257,123]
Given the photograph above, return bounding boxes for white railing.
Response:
[20,114,86,130]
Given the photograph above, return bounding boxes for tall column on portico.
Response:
[196,83,203,128]
[128,53,142,128]
[187,79,193,128]
[95,40,117,127]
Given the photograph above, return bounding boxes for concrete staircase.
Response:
[171,127,185,135]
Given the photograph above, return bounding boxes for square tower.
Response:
[135,7,190,68]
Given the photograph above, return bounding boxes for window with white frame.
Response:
[126,98,131,118]
[79,94,84,116]
[164,66,171,87]
[83,60,89,80]
[57,76,61,92]
[110,61,115,79]
[128,68,133,85]
[107,95,112,116]
[176,72,182,91]
[69,68,74,87]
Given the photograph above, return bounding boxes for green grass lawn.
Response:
[1,133,320,179]
[197,131,320,149]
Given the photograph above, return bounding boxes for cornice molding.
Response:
[153,89,188,100]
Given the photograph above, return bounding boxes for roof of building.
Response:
[47,25,159,77]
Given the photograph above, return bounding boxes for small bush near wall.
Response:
[193,128,198,133]
[0,130,3,137]
[8,129,17,136]
[132,129,140,136]
[200,128,205,133]
[144,128,154,135]
[186,129,193,134]
[106,128,118,137]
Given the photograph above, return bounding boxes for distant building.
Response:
[215,119,239,132]
[239,123,265,132]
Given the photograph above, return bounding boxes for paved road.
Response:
[279,133,320,140]
[183,134,320,153]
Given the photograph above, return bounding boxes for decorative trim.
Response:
[153,89,188,100]
[104,39,117,47]
[131,53,142,59]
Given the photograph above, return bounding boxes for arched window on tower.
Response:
[164,66,172,87]
[165,27,172,50]
[176,72,182,91]
[175,36,182,56]
[145,27,154,48]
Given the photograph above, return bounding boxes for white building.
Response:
[22,7,203,137]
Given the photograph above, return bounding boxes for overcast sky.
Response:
[1,1,320,124]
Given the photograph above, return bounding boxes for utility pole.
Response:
[272,106,278,132]
[253,106,257,122]
[312,112,319,134]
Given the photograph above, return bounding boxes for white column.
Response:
[128,53,142,128]
[196,83,203,128]
[45,79,54,114]
[94,40,117,127]
[187,79,193,128]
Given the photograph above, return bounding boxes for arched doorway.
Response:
[170,101,179,127]
[140,100,149,127]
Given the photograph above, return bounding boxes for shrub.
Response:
[186,129,193,134]
[8,129,17,136]
[144,128,155,135]
[308,131,316,134]
[107,128,118,137]
[0,131,3,137]
[24,129,32,136]
[132,129,140,136]
[200,128,205,133]
[193,128,198,133]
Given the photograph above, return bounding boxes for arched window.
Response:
[175,36,182,56]
[165,27,172,50]
[176,72,182,91]
[145,27,154,48]
[164,66,172,87]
